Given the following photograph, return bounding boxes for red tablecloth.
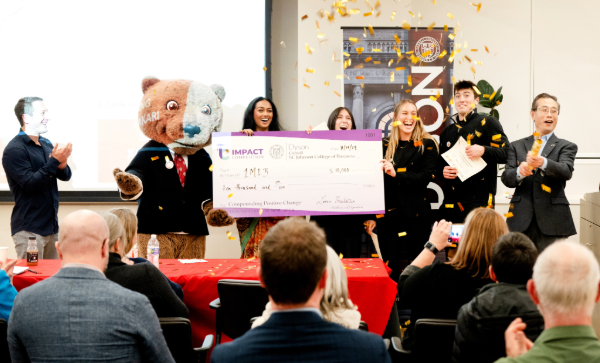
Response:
[13,258,396,346]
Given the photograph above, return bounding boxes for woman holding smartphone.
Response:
[236,97,285,258]
[308,107,376,257]
[379,99,438,281]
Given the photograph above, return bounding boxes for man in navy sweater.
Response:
[211,218,391,363]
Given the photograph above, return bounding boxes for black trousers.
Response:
[523,211,562,252]
[377,210,432,281]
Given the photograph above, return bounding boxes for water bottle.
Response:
[147,234,159,268]
[27,237,38,266]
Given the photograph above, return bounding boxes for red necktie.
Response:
[174,154,187,187]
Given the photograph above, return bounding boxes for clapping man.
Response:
[501,93,577,251]
[2,97,72,259]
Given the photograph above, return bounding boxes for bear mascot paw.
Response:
[114,76,234,259]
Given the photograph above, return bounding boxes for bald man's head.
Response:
[58,210,109,260]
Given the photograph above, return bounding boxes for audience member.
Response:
[107,207,184,300]
[453,232,544,363]
[252,245,361,329]
[101,212,189,318]
[0,259,18,321]
[397,208,508,350]
[497,241,600,362]
[211,218,391,363]
[8,210,174,362]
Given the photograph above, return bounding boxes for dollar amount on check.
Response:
[212,130,385,217]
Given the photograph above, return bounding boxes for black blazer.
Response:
[105,253,189,319]
[382,138,438,218]
[501,133,577,236]
[125,140,213,235]
[211,311,391,363]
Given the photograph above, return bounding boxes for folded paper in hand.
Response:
[441,136,487,181]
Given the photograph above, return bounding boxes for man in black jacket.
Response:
[438,81,510,222]
[453,232,544,363]
[501,93,577,251]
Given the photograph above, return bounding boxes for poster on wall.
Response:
[342,27,455,209]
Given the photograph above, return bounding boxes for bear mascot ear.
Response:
[142,76,160,93]
[210,84,226,102]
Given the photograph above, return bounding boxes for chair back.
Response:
[413,319,457,362]
[217,279,269,340]
[159,317,196,363]
[0,319,9,363]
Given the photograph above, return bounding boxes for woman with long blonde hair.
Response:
[397,208,508,350]
[376,99,439,281]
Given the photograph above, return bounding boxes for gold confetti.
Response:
[438,50,448,59]
[390,72,395,82]
[376,214,384,219]
[360,83,364,88]
[483,94,490,99]
[533,132,540,137]
[397,168,406,172]
[324,81,329,86]
[356,47,364,54]
[473,86,481,95]
[393,34,401,44]
[402,20,410,30]
[481,119,486,126]
[396,67,406,70]
[504,212,514,218]
[398,232,407,237]
[449,98,455,106]
[153,89,155,95]
[490,91,496,100]
[317,33,325,39]
[305,43,313,54]
[151,156,159,161]
[304,83,310,89]
[259,209,263,215]
[432,0,437,4]
[262,66,267,71]
[343,52,350,57]
[485,46,490,53]
[447,13,454,19]
[388,59,393,67]
[422,50,432,57]
[457,202,464,211]
[470,103,476,109]
[372,108,376,112]
[158,206,163,210]
[455,124,462,129]
[467,134,474,145]
[356,75,365,79]
[339,253,344,259]
[334,91,341,97]
[407,75,412,86]
[306,68,315,73]
[390,11,396,20]
[448,34,455,40]
[209,164,214,172]
[429,96,437,101]
[349,9,360,14]
[502,143,505,147]
[490,142,499,147]
[228,193,233,198]
[470,65,476,74]
[414,140,423,146]
[368,24,374,36]
[302,14,308,20]
[365,56,372,62]
[349,37,358,42]
[445,204,454,208]
[492,134,502,141]
[451,76,457,84]
[475,130,482,137]
[427,22,435,30]
[418,12,422,20]
[405,89,411,93]
[392,121,401,127]
[373,49,381,52]
[364,12,372,16]
[471,49,479,52]
[408,11,415,17]
[316,21,319,29]
[444,25,448,32]
[496,100,501,106]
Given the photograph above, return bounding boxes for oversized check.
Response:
[212,130,385,217]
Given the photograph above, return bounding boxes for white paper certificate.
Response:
[211,130,385,217]
[441,136,487,182]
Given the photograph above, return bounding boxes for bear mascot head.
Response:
[113,76,234,259]
[138,77,226,155]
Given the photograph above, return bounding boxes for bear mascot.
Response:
[113,76,234,259]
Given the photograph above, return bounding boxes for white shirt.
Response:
[168,149,188,168]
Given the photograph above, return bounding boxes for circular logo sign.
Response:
[415,37,441,62]
[269,145,284,159]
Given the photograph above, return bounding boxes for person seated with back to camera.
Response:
[453,232,544,363]
[397,208,508,351]
[252,245,361,329]
[211,217,391,363]
[0,259,18,322]
[101,212,189,319]
[107,207,184,301]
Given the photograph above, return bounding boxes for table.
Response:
[13,258,397,347]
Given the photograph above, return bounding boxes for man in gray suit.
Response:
[501,93,577,251]
[8,210,175,363]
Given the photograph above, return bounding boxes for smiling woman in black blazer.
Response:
[378,99,439,281]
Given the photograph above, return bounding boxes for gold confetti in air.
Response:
[449,98,455,106]
[457,202,465,211]
[356,47,364,54]
[390,72,395,82]
[339,253,344,259]
[301,14,308,20]
[422,50,432,57]
[304,83,310,89]
[485,46,490,53]
[390,11,396,20]
[349,8,360,14]
[451,76,457,84]
[418,12,423,20]
[305,43,314,54]
[402,20,411,30]
[447,13,454,19]
[364,12,372,17]
[317,33,325,39]
[438,50,448,59]
[153,89,155,95]
[280,41,286,48]
[365,56,372,62]
[445,204,454,208]
[408,11,415,17]
[398,232,407,237]
[432,0,437,4]
[334,91,341,97]
[368,24,375,36]
[490,91,497,100]
[470,103,476,109]
[448,34,455,40]
[209,164,214,172]
[356,76,365,79]
[504,212,514,218]
[392,121,401,127]
[316,20,320,29]
[405,89,411,93]
[388,59,393,67]
[471,2,482,12]
[259,209,263,215]
[444,24,448,32]
[393,34,401,44]
[373,48,381,52]
[151,156,159,161]
[407,75,412,86]
[373,61,381,64]
[473,86,481,95]
[396,66,406,70]
[228,193,233,198]
[471,49,478,52]
[490,142,499,148]
[349,37,358,42]
[455,124,462,129]
[492,134,502,141]
[427,22,435,30]
[414,140,423,146]
[324,81,329,86]
[541,184,552,193]
[429,96,437,101]
[158,206,163,210]
[481,119,486,126]
[306,68,315,73]
[372,108,376,112]
[411,115,420,121]
[475,130,482,137]
[343,52,350,57]
[466,134,474,145]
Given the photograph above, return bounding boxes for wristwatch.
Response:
[424,241,439,255]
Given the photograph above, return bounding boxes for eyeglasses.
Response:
[535,107,558,115]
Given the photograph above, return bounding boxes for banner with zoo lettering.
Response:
[342,27,455,210]
[211,130,385,217]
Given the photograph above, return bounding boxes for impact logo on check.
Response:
[218,148,266,160]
